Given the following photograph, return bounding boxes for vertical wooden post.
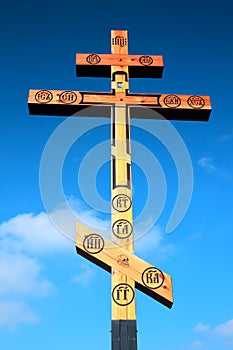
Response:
[111,30,137,350]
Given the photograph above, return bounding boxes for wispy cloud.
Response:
[0,198,111,329]
[197,157,217,174]
[134,223,175,264]
[0,250,54,297]
[189,340,203,348]
[0,212,71,255]
[214,319,233,338]
[197,156,229,178]
[135,223,163,252]
[194,323,210,332]
[191,319,233,349]
[217,132,233,142]
[70,262,96,287]
[0,208,74,329]
[0,301,39,331]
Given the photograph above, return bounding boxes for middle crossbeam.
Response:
[28,89,211,120]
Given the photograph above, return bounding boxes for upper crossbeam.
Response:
[76,53,164,78]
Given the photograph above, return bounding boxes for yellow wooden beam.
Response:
[76,227,173,309]
[76,53,164,78]
[28,89,211,120]
[76,53,164,68]
[110,30,137,321]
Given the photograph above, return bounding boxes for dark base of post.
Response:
[111,320,138,350]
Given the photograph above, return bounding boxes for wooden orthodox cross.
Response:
[28,30,211,350]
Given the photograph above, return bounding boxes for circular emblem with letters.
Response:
[112,194,132,212]
[139,55,153,66]
[35,90,53,103]
[83,234,104,254]
[187,95,205,109]
[112,219,133,239]
[142,267,164,289]
[59,91,82,104]
[164,94,181,108]
[86,54,101,64]
[112,283,135,306]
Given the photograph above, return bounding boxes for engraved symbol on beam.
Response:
[75,227,173,309]
[142,267,164,289]
[83,234,104,254]
[112,194,132,212]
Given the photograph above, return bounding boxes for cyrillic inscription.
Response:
[112,283,135,306]
[142,267,164,289]
[187,95,205,109]
[112,219,133,239]
[164,94,181,108]
[139,55,153,66]
[112,36,127,47]
[112,194,131,212]
[83,234,104,254]
[86,54,101,65]
[59,91,78,104]
[35,90,53,103]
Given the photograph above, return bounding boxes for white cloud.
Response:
[214,319,233,338]
[0,301,39,330]
[0,250,54,297]
[0,208,73,330]
[0,200,169,257]
[70,262,96,287]
[197,157,229,178]
[0,212,71,255]
[217,132,233,142]
[49,201,111,242]
[197,157,217,174]
[135,224,163,252]
[190,340,203,348]
[0,199,112,329]
[194,323,210,332]
[134,223,175,262]
[192,319,233,349]
[0,199,174,329]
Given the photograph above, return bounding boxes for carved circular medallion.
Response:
[139,55,153,66]
[142,267,164,289]
[83,234,104,254]
[163,94,181,108]
[112,219,133,239]
[86,54,101,64]
[112,194,132,212]
[35,90,53,103]
[112,283,135,306]
[187,95,205,109]
[59,91,82,104]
